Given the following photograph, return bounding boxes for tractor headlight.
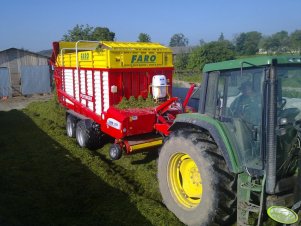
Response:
[267,206,298,224]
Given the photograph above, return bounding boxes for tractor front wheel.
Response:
[158,130,236,226]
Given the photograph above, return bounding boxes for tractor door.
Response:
[204,68,266,173]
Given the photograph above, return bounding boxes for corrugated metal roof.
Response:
[0,48,49,59]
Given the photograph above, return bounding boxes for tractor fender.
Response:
[169,114,240,173]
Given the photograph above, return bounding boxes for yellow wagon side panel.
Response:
[55,41,173,69]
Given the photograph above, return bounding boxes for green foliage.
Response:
[199,39,206,46]
[174,52,189,70]
[282,90,301,98]
[169,33,189,47]
[260,31,290,54]
[187,41,236,70]
[186,46,203,70]
[92,27,115,41]
[218,32,225,42]
[290,30,301,54]
[62,24,115,41]
[62,24,93,41]
[116,95,157,109]
[235,31,262,55]
[171,29,301,77]
[137,33,151,42]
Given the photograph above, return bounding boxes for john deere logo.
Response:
[131,54,156,64]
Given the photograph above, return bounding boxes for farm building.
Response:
[0,48,51,97]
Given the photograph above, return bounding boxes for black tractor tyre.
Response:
[109,144,123,160]
[158,130,237,226]
[76,119,103,149]
[66,114,77,138]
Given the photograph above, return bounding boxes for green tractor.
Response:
[158,56,301,226]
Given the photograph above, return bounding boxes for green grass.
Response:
[0,98,183,226]
[283,89,301,98]
[173,71,202,84]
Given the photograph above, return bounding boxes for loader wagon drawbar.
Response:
[50,40,194,159]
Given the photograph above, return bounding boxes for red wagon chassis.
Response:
[51,41,195,159]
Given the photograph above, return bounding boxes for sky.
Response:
[1,0,301,52]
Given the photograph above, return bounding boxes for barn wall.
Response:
[0,67,10,97]
[0,49,49,96]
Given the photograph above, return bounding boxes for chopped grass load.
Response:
[116,94,158,109]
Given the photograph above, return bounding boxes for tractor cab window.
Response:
[277,67,301,122]
[276,66,301,178]
[220,68,265,170]
[204,72,219,116]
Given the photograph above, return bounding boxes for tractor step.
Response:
[237,173,265,226]
[240,181,263,192]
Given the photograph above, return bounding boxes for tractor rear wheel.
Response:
[158,130,236,226]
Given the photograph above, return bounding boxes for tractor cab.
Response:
[201,56,301,224]
[202,57,301,177]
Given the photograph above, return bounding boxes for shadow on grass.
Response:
[131,149,159,165]
[0,110,152,226]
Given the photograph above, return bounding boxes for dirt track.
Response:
[0,94,52,111]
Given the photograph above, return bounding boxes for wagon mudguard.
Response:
[169,113,241,173]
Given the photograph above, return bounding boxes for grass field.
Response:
[173,70,202,84]
[0,98,183,226]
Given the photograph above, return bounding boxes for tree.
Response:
[273,31,290,52]
[260,36,276,54]
[218,33,225,42]
[235,31,262,55]
[137,33,151,42]
[260,31,290,54]
[62,24,115,41]
[199,39,206,46]
[62,24,94,41]
[235,32,247,54]
[169,33,189,47]
[92,27,115,41]
[187,41,235,70]
[174,52,189,70]
[187,46,203,70]
[290,30,301,54]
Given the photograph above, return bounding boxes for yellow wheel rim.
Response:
[168,153,202,208]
